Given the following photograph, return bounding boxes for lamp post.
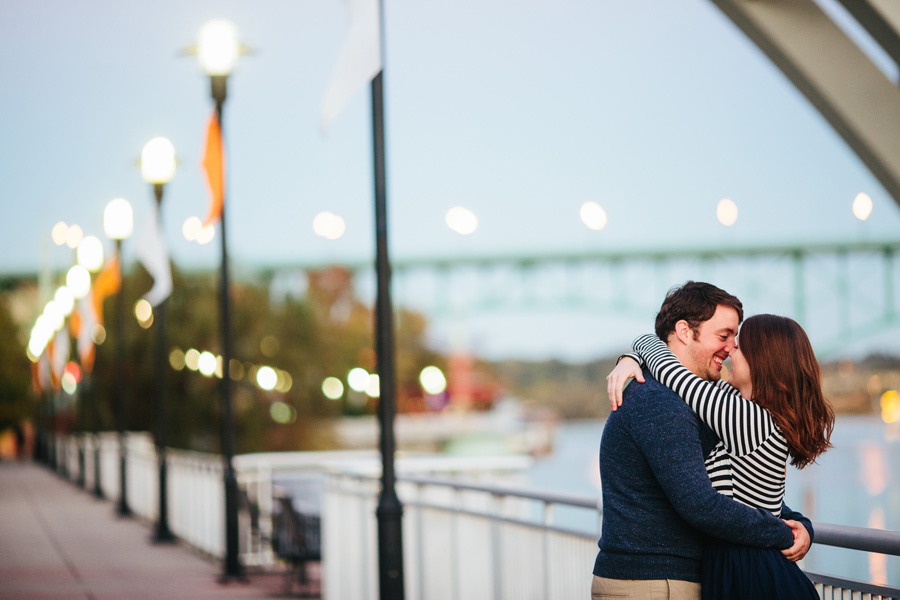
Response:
[104,197,133,517]
[367,3,405,597]
[141,137,176,542]
[77,235,106,499]
[195,19,243,580]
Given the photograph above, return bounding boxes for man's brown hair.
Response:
[654,281,744,341]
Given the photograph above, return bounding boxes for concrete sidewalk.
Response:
[0,461,317,599]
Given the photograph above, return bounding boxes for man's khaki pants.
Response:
[591,575,701,599]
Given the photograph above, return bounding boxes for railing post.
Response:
[450,487,460,600]
[358,476,371,600]
[542,501,553,600]
[415,481,426,600]
[491,492,503,600]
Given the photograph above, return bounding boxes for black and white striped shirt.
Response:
[630,334,789,516]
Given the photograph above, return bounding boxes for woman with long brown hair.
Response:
[608,314,835,600]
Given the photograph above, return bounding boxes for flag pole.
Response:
[370,0,405,596]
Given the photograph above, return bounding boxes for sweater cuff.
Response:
[617,353,644,368]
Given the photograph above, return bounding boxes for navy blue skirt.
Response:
[702,540,818,600]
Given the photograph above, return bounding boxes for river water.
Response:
[523,415,900,587]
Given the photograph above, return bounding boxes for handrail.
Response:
[812,522,900,556]
[398,473,601,510]
[47,433,900,596]
[400,473,900,561]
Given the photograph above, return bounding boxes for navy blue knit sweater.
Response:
[593,369,810,583]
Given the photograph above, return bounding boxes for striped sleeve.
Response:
[632,334,775,457]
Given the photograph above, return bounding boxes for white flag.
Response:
[136,204,173,307]
[319,0,382,131]
[51,328,70,384]
[39,352,51,392]
[77,293,97,366]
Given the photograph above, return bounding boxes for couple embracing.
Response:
[592,281,835,600]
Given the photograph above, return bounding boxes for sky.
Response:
[3,0,900,361]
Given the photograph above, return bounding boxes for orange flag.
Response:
[31,361,43,395]
[201,112,225,226]
[68,305,82,339]
[92,255,121,326]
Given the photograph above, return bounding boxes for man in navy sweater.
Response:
[592,282,812,599]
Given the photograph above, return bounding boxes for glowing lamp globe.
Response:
[77,236,104,272]
[141,137,176,184]
[197,20,240,76]
[104,198,133,241]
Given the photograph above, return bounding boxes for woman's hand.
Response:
[781,520,811,562]
[607,357,644,411]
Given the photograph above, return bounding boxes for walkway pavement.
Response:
[0,461,318,599]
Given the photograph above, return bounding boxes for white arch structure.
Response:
[710,0,900,205]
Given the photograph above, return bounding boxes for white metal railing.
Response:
[57,431,226,558]
[323,471,900,600]
[323,471,599,600]
[52,432,531,569]
[51,432,900,599]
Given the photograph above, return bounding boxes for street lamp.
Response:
[77,237,105,500]
[141,136,176,543]
[104,197,133,517]
[194,18,243,581]
[365,6,406,597]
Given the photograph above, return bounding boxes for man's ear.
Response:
[673,320,693,346]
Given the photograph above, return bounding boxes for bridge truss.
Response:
[264,239,900,359]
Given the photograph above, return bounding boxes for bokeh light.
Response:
[260,335,279,357]
[446,206,478,235]
[322,376,344,400]
[185,349,200,371]
[312,211,346,240]
[419,366,447,395]
[717,198,738,226]
[134,299,153,329]
[66,265,91,299]
[269,401,296,424]
[256,366,277,391]
[77,236,104,272]
[51,221,68,246]
[43,301,65,332]
[28,336,45,360]
[196,224,215,245]
[275,370,292,393]
[65,224,84,249]
[54,287,75,317]
[62,371,77,395]
[92,324,106,345]
[853,192,873,221]
[65,362,83,382]
[347,367,370,392]
[579,202,608,231]
[183,216,202,241]
[198,351,218,376]
[365,373,380,398]
[169,348,186,371]
[881,390,900,424]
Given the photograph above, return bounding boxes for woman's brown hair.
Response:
[738,314,835,468]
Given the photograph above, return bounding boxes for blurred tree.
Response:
[0,296,33,434]
[87,264,450,453]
